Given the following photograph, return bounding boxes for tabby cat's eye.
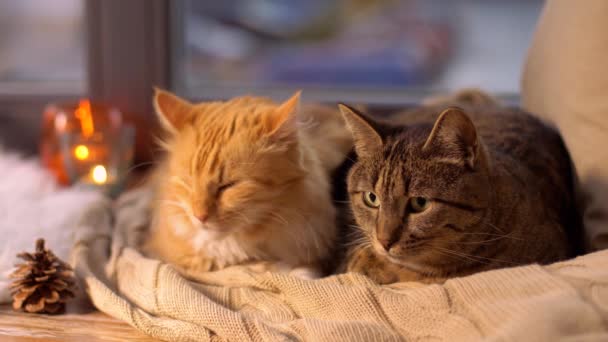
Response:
[409,197,431,213]
[363,191,380,208]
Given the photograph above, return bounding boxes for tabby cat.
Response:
[339,90,580,284]
[144,89,351,279]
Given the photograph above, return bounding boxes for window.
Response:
[0,0,544,153]
[0,0,86,153]
[172,0,543,104]
[0,0,85,92]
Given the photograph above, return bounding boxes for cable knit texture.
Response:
[70,190,608,342]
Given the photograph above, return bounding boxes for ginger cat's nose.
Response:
[196,214,209,223]
[194,210,209,223]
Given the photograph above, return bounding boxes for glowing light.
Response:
[91,165,108,185]
[75,99,95,137]
[74,145,90,160]
[54,113,67,132]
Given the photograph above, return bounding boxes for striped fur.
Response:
[339,90,580,284]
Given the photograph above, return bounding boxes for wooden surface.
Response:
[0,302,159,342]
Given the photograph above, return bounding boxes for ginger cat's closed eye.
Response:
[143,89,352,279]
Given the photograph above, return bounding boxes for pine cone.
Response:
[9,238,76,314]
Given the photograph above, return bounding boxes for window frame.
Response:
[0,0,172,154]
[86,0,171,116]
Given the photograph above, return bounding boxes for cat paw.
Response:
[289,266,322,280]
[245,262,321,279]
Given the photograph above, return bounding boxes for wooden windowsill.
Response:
[0,303,158,341]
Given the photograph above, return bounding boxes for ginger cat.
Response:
[339,90,581,284]
[144,90,351,279]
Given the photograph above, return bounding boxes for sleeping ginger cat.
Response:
[144,89,351,279]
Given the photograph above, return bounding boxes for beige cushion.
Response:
[522,0,608,251]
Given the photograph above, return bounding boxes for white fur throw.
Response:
[0,147,103,303]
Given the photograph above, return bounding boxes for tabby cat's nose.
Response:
[378,237,397,251]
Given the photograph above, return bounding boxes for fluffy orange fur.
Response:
[144,89,351,278]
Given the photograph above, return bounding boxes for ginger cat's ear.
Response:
[423,107,479,169]
[153,88,194,133]
[338,104,383,159]
[265,91,301,142]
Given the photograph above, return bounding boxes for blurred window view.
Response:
[0,0,543,101]
[176,0,543,101]
[0,0,85,89]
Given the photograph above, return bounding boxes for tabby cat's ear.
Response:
[153,88,194,133]
[338,104,383,159]
[265,91,301,142]
[423,107,479,169]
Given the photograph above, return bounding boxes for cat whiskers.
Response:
[230,162,257,167]
[344,224,373,250]
[346,224,372,238]
[122,160,158,186]
[430,245,518,266]
[267,212,289,226]
[160,199,190,212]
[469,213,509,235]
[169,176,194,194]
[433,248,487,266]
[351,241,374,259]
[348,224,367,231]
[266,212,311,260]
[293,211,323,259]
[448,229,525,244]
[344,236,371,249]
[481,221,507,235]
[228,210,253,225]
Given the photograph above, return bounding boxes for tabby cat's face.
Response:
[154,90,305,237]
[341,105,491,271]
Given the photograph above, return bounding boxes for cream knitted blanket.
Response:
[70,189,608,342]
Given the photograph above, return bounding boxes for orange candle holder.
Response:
[40,100,135,196]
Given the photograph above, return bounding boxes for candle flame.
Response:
[75,100,95,137]
[91,165,107,185]
[74,144,90,160]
